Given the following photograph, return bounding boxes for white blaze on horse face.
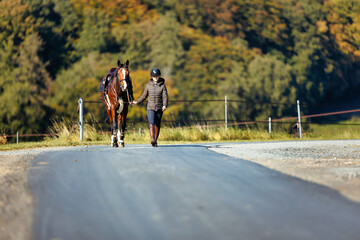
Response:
[122,68,127,90]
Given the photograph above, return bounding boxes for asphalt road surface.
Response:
[29,144,360,240]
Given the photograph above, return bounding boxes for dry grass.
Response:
[0,134,7,145]
[159,126,293,142]
[46,119,109,144]
[1,118,360,151]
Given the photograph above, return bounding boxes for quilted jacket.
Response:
[136,78,168,111]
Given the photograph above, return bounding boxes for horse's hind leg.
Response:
[118,116,125,147]
[113,128,119,148]
[111,108,118,147]
[117,118,123,147]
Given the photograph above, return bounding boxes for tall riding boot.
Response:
[149,124,155,146]
[154,126,160,147]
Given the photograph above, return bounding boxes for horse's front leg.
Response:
[106,107,112,128]
[117,114,123,147]
[119,107,128,148]
[111,107,118,147]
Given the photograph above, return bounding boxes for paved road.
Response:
[29,144,360,240]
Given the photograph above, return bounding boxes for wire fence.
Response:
[78,97,360,141]
[5,97,360,142]
[83,98,360,126]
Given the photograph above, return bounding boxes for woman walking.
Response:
[132,68,168,147]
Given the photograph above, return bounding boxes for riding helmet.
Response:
[150,68,161,77]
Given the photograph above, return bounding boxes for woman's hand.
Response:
[162,106,167,111]
[131,101,137,105]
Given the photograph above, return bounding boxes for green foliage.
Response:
[0,33,51,133]
[1,0,360,136]
[75,8,112,56]
[168,0,205,29]
[238,0,290,51]
[49,52,112,121]
[111,20,152,70]
[326,0,360,58]
[285,0,327,103]
[173,27,254,119]
[149,12,185,77]
[23,0,75,77]
[233,54,296,120]
[0,0,37,45]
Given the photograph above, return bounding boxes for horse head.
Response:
[116,59,130,91]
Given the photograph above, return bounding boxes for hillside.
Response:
[0,0,359,133]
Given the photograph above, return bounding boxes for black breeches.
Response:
[147,109,163,128]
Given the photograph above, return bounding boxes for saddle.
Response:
[99,68,117,109]
[99,67,134,109]
[99,68,117,92]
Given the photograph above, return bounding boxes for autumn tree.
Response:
[149,12,185,77]
[72,0,157,25]
[324,0,360,99]
[75,8,112,57]
[326,0,360,58]
[173,27,254,120]
[0,33,51,133]
[49,52,112,122]
[111,19,155,70]
[239,55,296,120]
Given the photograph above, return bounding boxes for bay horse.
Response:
[106,59,132,147]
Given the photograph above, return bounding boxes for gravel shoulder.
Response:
[209,140,360,203]
[0,154,34,240]
[0,147,72,240]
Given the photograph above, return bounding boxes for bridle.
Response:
[111,66,132,104]
[115,66,128,91]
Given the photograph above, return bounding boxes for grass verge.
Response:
[1,118,360,151]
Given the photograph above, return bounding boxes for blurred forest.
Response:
[0,0,360,133]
